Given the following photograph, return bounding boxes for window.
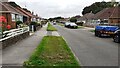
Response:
[11,14,15,21]
[19,15,23,22]
[15,15,23,22]
[16,15,19,21]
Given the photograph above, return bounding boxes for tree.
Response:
[82,1,119,15]
[70,17,77,23]
[48,17,64,21]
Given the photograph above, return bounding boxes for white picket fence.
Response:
[0,27,29,42]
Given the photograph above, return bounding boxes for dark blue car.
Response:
[113,29,120,43]
[95,26,119,37]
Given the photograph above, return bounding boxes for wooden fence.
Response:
[0,27,29,42]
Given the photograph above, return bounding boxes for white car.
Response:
[69,23,78,29]
[65,22,71,27]
[65,22,78,29]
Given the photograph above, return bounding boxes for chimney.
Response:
[111,0,116,3]
[0,0,8,2]
[111,0,116,6]
[36,14,38,17]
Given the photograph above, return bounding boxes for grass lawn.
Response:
[58,23,64,26]
[47,23,57,31]
[90,30,95,32]
[24,36,80,68]
[78,26,84,29]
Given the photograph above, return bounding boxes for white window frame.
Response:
[11,14,15,21]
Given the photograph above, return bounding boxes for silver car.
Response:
[65,22,78,29]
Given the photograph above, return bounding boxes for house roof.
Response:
[7,3,29,17]
[109,6,120,18]
[0,2,29,17]
[0,2,20,14]
[0,2,8,11]
[78,13,94,20]
[93,7,120,19]
[16,7,34,18]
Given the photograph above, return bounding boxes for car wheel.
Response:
[98,31,102,37]
[114,35,120,43]
[76,26,78,29]
[95,30,98,36]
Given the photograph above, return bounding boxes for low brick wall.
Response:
[0,32,29,49]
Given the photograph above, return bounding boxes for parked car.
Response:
[65,22,71,28]
[113,29,120,43]
[53,22,56,25]
[65,22,78,29]
[69,23,78,29]
[95,26,119,37]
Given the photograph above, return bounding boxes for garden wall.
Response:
[0,32,29,49]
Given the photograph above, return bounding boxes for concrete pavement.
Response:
[47,31,60,36]
[2,24,47,66]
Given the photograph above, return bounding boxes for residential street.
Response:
[1,0,120,68]
[55,25,118,66]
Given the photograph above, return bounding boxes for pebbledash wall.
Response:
[0,31,29,49]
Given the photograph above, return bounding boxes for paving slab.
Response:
[52,31,60,36]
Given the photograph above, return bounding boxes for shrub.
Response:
[70,17,77,23]
[16,21,23,25]
[6,25,11,30]
[30,22,37,26]
[0,16,11,31]
[76,22,84,26]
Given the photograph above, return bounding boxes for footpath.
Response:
[2,24,47,66]
[2,23,60,67]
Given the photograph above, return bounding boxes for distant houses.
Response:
[77,12,94,26]
[0,1,41,29]
[93,6,120,26]
[78,6,120,27]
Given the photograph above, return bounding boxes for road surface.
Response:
[55,25,119,67]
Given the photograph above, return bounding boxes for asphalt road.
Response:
[55,25,119,67]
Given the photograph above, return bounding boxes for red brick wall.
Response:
[109,18,120,25]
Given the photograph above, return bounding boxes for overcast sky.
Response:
[9,0,119,18]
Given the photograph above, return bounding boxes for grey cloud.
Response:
[26,2,83,18]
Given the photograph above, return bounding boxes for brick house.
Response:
[16,7,34,25]
[77,13,94,27]
[109,6,120,25]
[93,6,120,26]
[0,2,28,28]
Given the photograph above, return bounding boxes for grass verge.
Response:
[47,23,57,31]
[58,23,64,26]
[78,26,84,29]
[24,36,80,68]
[90,30,95,32]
